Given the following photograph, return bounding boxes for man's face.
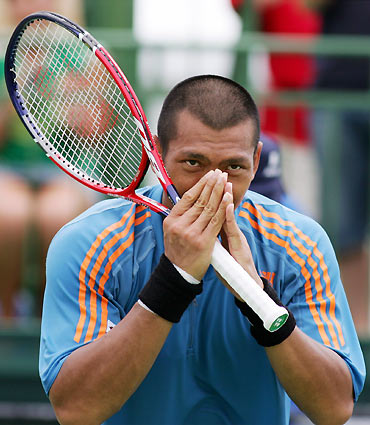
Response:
[158,109,262,209]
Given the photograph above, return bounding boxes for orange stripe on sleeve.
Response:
[96,211,151,339]
[135,210,151,226]
[96,232,136,339]
[74,204,135,343]
[84,213,137,342]
[255,204,345,347]
[240,205,339,348]
[84,207,151,343]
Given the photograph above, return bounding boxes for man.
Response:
[40,75,365,425]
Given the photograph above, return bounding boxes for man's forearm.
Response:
[266,327,354,425]
[49,303,172,425]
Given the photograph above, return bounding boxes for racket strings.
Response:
[14,18,143,189]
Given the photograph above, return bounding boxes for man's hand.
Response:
[163,169,232,281]
[219,182,263,299]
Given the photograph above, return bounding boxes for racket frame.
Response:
[5,11,174,216]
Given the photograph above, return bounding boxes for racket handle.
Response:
[211,240,289,332]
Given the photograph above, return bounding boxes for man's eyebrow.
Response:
[219,156,249,166]
[178,152,249,166]
[179,152,209,162]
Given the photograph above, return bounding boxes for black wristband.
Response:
[235,277,296,347]
[138,254,203,323]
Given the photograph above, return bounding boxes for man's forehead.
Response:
[168,140,255,163]
[174,111,255,142]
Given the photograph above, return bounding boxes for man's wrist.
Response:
[235,277,296,346]
[138,254,203,323]
[172,264,201,284]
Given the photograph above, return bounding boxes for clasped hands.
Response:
[163,169,263,297]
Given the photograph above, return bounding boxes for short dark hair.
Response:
[157,75,260,156]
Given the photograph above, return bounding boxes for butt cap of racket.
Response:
[211,241,289,332]
[263,307,289,332]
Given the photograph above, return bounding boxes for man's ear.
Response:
[252,141,263,178]
[154,135,163,157]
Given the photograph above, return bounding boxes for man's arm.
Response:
[266,328,353,425]
[49,304,172,425]
[48,170,231,425]
[221,194,354,425]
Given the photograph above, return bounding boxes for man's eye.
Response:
[227,164,241,171]
[185,160,199,167]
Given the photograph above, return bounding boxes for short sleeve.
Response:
[39,210,134,395]
[287,224,366,401]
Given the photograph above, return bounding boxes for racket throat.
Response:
[166,184,181,205]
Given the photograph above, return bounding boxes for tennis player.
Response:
[39,75,365,425]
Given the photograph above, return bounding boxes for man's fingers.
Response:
[193,170,222,211]
[204,190,233,235]
[163,170,229,280]
[171,169,227,225]
[225,199,238,236]
[224,199,245,252]
[193,171,228,225]
[170,170,215,216]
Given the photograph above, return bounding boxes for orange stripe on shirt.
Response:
[244,203,341,349]
[96,232,136,339]
[240,206,335,348]
[74,204,135,343]
[135,210,151,226]
[255,204,345,347]
[84,207,152,342]
[84,213,137,342]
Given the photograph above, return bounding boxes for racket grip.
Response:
[211,240,289,332]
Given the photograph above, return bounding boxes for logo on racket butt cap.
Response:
[269,312,289,332]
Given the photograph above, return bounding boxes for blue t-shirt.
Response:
[39,185,365,425]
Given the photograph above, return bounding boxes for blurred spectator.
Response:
[250,132,303,212]
[305,0,370,334]
[231,0,321,145]
[0,0,93,318]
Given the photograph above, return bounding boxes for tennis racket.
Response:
[4,11,288,332]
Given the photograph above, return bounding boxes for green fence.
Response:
[0,321,56,424]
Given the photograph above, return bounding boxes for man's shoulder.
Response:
[238,190,326,241]
[50,186,162,252]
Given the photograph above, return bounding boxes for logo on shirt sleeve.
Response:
[260,271,276,286]
[106,320,116,333]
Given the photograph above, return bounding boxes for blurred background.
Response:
[0,0,369,423]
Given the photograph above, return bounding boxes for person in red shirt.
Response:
[231,0,321,144]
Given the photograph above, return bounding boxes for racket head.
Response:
[4,11,152,199]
